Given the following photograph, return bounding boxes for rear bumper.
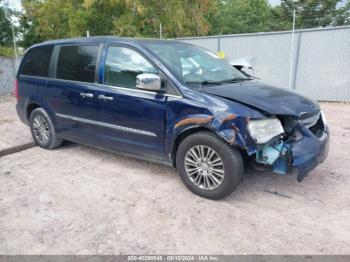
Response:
[16,99,28,125]
[290,124,330,182]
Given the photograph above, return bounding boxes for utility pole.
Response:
[289,10,296,89]
[11,23,18,70]
[159,23,162,39]
[196,0,200,36]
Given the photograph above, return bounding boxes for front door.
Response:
[94,45,166,160]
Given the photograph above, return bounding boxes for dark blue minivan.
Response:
[15,37,329,199]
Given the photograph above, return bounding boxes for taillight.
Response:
[14,79,19,101]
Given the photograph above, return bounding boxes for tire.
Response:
[176,131,243,200]
[29,108,63,149]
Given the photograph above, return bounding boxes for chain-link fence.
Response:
[177,26,350,102]
[2,26,350,101]
[0,56,19,95]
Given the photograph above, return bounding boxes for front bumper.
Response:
[290,124,330,182]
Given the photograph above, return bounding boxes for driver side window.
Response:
[104,46,158,89]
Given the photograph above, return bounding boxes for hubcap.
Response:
[184,145,225,190]
[32,115,50,144]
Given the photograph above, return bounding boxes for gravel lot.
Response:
[0,98,350,255]
[0,95,33,153]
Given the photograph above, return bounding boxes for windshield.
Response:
[144,42,248,86]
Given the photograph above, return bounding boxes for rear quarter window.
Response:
[20,45,54,77]
[56,45,99,83]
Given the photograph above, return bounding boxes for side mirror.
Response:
[136,73,162,92]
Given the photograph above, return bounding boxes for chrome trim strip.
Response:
[97,83,157,95]
[55,113,157,137]
[20,74,50,81]
[97,83,183,98]
[165,94,183,99]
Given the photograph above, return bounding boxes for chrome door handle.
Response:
[98,94,114,101]
[80,92,94,98]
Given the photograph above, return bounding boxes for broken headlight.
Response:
[247,118,284,144]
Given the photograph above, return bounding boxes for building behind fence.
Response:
[178,26,350,102]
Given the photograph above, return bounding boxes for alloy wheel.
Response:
[32,115,50,144]
[184,145,225,190]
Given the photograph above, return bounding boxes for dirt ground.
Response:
[0,95,33,152]
[0,98,349,255]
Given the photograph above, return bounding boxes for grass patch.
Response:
[0,46,16,57]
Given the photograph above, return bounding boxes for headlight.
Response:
[247,118,284,144]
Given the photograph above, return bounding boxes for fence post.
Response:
[291,30,302,90]
[217,36,221,52]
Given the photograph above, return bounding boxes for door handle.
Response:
[80,92,94,98]
[98,94,114,101]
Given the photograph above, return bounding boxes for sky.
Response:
[269,0,281,6]
[8,0,22,10]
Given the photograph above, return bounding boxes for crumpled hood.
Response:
[202,81,319,117]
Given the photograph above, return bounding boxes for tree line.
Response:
[1,0,350,49]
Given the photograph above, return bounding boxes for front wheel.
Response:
[176,131,243,200]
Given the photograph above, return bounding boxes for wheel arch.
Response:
[171,125,245,167]
[24,97,56,125]
[26,102,41,120]
[171,126,211,167]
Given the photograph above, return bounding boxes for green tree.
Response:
[20,0,42,48]
[18,0,350,48]
[334,0,350,25]
[20,0,84,47]
[19,0,215,45]
[109,0,215,38]
[208,0,274,35]
[273,0,350,29]
[0,0,13,46]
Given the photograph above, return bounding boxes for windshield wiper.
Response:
[186,78,252,86]
[185,80,223,85]
[218,77,252,83]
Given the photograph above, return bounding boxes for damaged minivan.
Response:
[15,37,329,199]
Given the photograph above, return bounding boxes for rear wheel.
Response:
[29,108,63,149]
[176,131,243,200]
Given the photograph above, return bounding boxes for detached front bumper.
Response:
[254,113,330,181]
[290,124,330,182]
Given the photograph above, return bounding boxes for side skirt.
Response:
[60,138,174,168]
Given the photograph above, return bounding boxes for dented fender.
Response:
[215,113,257,154]
[169,112,258,164]
[164,94,266,165]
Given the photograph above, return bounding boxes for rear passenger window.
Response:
[56,45,99,83]
[104,46,157,89]
[21,45,53,77]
